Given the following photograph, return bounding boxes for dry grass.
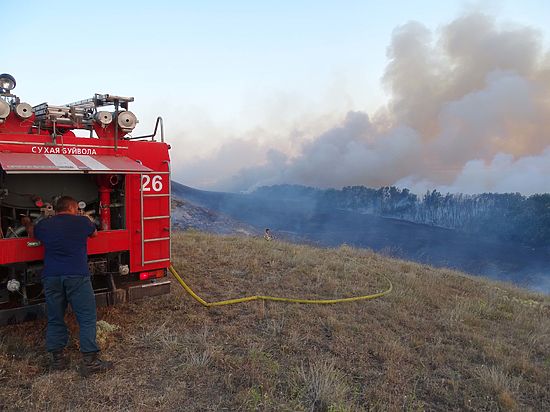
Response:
[1,230,549,411]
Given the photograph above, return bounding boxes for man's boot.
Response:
[79,352,114,377]
[50,348,68,371]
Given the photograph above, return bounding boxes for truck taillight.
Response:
[139,269,165,281]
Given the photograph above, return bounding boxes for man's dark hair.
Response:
[55,196,77,213]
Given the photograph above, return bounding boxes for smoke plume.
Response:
[176,12,550,194]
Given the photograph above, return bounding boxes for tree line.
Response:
[253,185,550,248]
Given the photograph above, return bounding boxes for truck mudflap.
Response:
[127,280,171,301]
[0,280,171,326]
[94,280,171,306]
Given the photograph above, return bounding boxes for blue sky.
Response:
[5,1,548,126]
[4,1,550,191]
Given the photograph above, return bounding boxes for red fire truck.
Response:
[0,73,171,325]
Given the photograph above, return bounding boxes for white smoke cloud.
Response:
[174,12,550,195]
[223,112,423,191]
[398,148,550,195]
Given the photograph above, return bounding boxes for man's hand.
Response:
[90,229,98,238]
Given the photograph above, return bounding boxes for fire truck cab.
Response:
[0,73,171,325]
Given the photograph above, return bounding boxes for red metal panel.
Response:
[88,230,131,255]
[0,133,131,155]
[0,152,58,172]
[143,196,170,219]
[0,230,130,265]
[126,141,170,172]
[72,155,152,173]
[0,239,43,264]
[143,218,170,239]
[0,152,151,174]
[144,240,170,263]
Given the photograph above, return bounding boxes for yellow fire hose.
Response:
[168,265,393,307]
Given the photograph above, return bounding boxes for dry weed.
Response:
[475,365,521,410]
[185,348,212,367]
[293,359,350,412]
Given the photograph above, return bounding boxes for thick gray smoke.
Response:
[177,13,550,194]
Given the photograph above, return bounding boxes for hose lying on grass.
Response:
[168,265,393,307]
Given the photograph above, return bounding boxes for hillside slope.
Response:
[171,198,259,236]
[1,232,549,411]
[171,182,550,293]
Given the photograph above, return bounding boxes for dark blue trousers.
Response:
[42,275,99,353]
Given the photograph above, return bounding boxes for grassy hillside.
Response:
[1,231,549,411]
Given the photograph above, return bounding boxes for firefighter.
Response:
[34,196,113,376]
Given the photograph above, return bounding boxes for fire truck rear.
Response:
[0,73,171,325]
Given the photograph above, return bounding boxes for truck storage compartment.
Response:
[0,173,126,238]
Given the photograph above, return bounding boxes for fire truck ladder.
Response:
[140,163,171,266]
